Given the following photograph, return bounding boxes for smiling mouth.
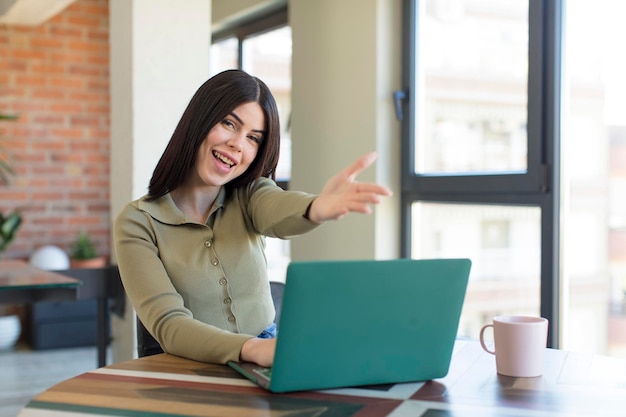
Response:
[213,151,235,167]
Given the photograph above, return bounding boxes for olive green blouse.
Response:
[114,177,319,364]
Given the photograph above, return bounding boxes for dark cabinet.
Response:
[28,299,102,349]
[25,266,123,352]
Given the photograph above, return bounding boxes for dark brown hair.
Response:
[147,69,280,200]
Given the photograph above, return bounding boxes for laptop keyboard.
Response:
[253,367,272,380]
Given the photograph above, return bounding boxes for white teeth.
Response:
[213,151,234,167]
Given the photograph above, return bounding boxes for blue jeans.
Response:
[257,322,277,339]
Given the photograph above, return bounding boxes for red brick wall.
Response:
[0,0,110,262]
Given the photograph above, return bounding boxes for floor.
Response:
[0,342,109,417]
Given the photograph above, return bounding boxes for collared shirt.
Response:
[114,177,319,364]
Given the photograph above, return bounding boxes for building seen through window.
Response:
[407,0,626,357]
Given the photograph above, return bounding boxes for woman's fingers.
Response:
[344,153,392,196]
[353,182,392,197]
[344,152,378,182]
[310,152,392,223]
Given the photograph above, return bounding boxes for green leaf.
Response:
[0,211,22,253]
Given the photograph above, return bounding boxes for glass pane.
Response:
[411,203,541,341]
[415,0,529,174]
[242,26,292,181]
[563,0,626,357]
[241,26,293,283]
[209,37,238,76]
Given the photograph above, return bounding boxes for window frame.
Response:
[399,0,563,348]
[211,6,289,190]
[212,7,288,69]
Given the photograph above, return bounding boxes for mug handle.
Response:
[479,324,496,355]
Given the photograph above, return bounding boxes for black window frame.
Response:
[399,0,562,348]
[211,6,289,190]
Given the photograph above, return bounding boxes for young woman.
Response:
[114,69,391,366]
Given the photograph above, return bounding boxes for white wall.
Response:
[109,0,211,363]
[289,0,401,261]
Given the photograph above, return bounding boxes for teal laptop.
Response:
[228,258,471,393]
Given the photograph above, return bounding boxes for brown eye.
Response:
[221,119,235,129]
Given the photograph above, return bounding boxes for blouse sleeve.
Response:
[245,177,321,238]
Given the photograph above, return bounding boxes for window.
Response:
[404,0,626,357]
[562,0,626,356]
[401,0,560,347]
[210,9,292,283]
[211,9,291,184]
[481,219,510,250]
[210,37,238,75]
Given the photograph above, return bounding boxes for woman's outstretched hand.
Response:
[307,152,392,224]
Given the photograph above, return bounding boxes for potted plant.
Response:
[69,230,106,268]
[0,210,22,349]
[0,210,21,257]
[0,111,22,350]
[0,305,22,350]
[0,112,21,259]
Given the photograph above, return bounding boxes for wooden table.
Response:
[0,260,125,367]
[0,260,81,304]
[17,339,626,416]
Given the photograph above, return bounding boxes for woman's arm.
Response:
[247,153,390,236]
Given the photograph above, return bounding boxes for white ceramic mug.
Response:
[479,315,548,377]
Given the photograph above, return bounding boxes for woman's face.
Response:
[194,101,265,188]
